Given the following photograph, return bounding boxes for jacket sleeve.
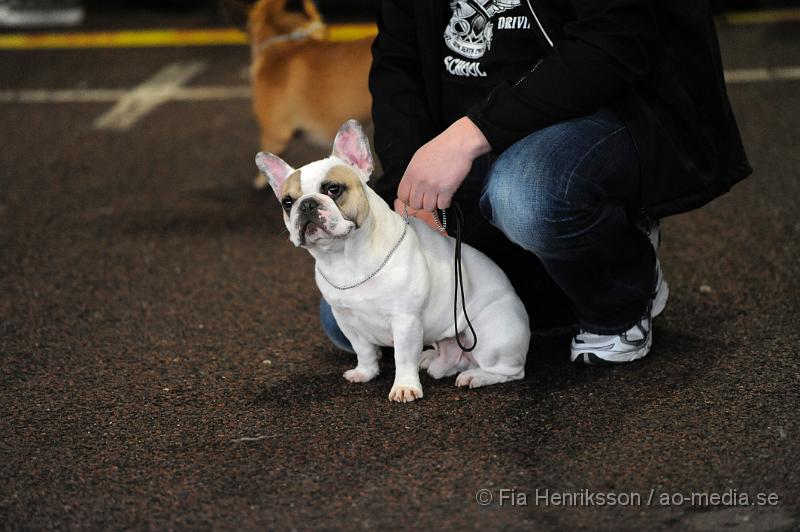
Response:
[467,0,657,153]
[368,0,439,206]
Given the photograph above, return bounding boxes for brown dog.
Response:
[247,0,373,189]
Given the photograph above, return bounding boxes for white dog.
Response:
[256,120,530,402]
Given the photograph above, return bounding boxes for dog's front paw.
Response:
[343,366,378,383]
[388,384,423,403]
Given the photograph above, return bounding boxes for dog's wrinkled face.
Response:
[256,120,374,248]
[269,160,368,247]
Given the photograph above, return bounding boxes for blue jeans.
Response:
[320,299,356,353]
[320,107,655,349]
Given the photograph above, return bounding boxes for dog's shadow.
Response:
[250,328,584,408]
[252,320,711,408]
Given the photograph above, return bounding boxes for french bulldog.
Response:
[256,120,530,403]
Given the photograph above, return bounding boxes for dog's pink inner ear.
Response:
[256,152,294,197]
[332,120,373,179]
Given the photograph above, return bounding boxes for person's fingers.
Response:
[422,191,437,211]
[409,185,424,210]
[401,204,420,218]
[436,194,452,210]
[397,177,411,205]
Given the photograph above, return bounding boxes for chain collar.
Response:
[315,209,410,291]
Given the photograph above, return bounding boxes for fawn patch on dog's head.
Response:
[322,165,370,228]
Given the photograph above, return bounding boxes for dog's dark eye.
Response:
[281,197,293,212]
[325,184,344,199]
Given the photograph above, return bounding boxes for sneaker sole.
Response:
[570,330,653,365]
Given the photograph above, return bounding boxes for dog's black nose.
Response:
[299,198,319,215]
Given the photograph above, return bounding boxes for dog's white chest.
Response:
[325,295,396,346]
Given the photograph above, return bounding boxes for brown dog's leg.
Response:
[253,130,293,190]
[259,129,293,156]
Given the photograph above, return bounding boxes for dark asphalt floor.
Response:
[2,10,800,532]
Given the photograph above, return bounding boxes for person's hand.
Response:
[397,116,490,211]
[394,198,447,235]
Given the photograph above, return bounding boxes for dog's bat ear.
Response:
[256,152,295,198]
[332,119,374,181]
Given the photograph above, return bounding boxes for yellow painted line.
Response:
[0,23,376,50]
[0,28,246,49]
[3,7,797,51]
[327,23,377,42]
[723,8,800,25]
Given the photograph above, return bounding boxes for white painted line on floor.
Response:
[724,66,800,83]
[0,66,797,131]
[0,88,124,103]
[0,86,252,104]
[171,86,252,101]
[93,61,205,130]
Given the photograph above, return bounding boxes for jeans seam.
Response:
[562,126,626,201]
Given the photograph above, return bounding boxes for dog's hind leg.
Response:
[455,368,523,388]
[419,346,438,370]
[454,297,529,389]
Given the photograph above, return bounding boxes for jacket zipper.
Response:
[524,0,554,48]
[513,58,543,87]
[512,2,552,86]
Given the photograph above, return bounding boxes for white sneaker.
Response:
[570,220,669,365]
[640,218,662,252]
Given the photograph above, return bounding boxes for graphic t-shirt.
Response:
[441,0,547,126]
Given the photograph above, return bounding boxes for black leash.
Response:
[442,203,477,352]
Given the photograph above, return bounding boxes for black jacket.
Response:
[368,0,752,219]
